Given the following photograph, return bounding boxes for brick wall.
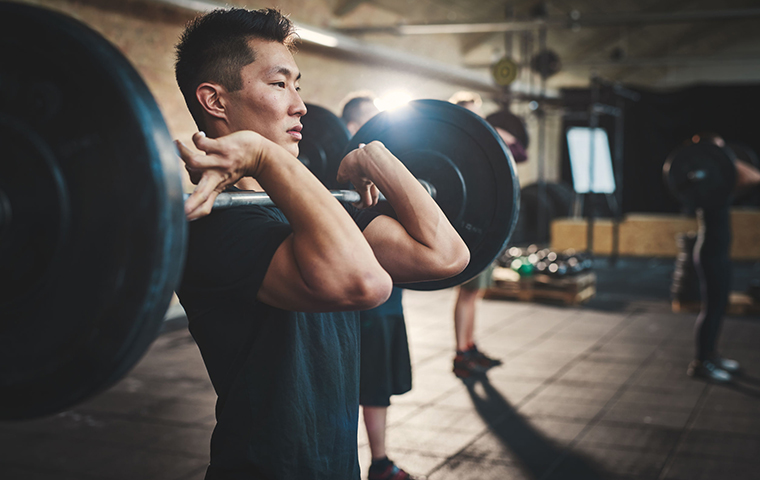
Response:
[14,0,548,189]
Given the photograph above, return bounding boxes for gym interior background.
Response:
[3,0,760,479]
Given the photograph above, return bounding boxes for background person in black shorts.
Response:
[342,94,416,480]
[174,9,469,480]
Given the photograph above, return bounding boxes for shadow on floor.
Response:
[464,375,608,480]
[723,373,760,398]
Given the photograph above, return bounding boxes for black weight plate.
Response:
[0,114,70,309]
[298,104,351,189]
[664,143,737,209]
[346,100,520,290]
[0,4,186,420]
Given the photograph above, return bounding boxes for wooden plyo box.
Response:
[551,208,760,260]
[484,268,596,306]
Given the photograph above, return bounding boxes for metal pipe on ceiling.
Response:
[337,8,760,35]
[465,54,760,70]
[147,0,499,92]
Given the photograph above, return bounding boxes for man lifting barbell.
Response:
[174,8,469,480]
[664,133,760,382]
[0,0,518,437]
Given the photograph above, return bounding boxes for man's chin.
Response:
[287,144,300,158]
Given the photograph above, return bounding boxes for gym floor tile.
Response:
[397,404,491,434]
[489,361,568,380]
[0,465,86,480]
[150,425,213,458]
[689,409,760,435]
[698,384,760,416]
[98,451,209,480]
[530,382,619,406]
[569,444,670,477]
[661,455,760,480]
[577,423,681,451]
[74,390,167,416]
[592,340,659,360]
[456,429,566,470]
[133,397,216,424]
[555,359,640,386]
[385,424,477,457]
[5,282,760,480]
[673,430,760,461]
[518,397,604,421]
[427,458,529,480]
[599,402,693,429]
[611,385,705,410]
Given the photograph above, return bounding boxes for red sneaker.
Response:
[368,462,418,480]
[453,346,502,378]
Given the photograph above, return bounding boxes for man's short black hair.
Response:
[175,8,296,130]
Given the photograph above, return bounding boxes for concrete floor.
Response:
[2,276,760,480]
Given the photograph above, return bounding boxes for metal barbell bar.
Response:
[188,179,437,210]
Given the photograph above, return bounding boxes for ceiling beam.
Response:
[336,8,760,35]
[144,0,499,92]
[332,0,366,17]
[465,54,760,70]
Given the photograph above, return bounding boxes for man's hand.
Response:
[177,130,267,220]
[336,142,388,209]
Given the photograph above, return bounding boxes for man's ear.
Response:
[196,82,227,122]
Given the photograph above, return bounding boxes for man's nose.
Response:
[291,93,307,117]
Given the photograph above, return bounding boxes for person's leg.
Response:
[363,406,388,461]
[453,284,500,378]
[364,405,417,479]
[689,207,736,382]
[454,287,480,351]
[694,255,731,361]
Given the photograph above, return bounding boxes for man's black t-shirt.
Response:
[177,199,379,480]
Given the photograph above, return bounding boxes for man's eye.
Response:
[296,86,301,92]
[273,82,285,88]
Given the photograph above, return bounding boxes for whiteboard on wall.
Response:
[566,127,616,194]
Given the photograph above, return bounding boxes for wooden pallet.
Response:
[484,269,597,306]
[672,292,760,316]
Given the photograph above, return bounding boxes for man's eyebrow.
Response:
[269,66,301,81]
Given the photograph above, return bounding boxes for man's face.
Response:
[225,38,306,157]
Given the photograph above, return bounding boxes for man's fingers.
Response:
[369,184,380,207]
[184,172,225,219]
[175,139,214,170]
[186,193,217,221]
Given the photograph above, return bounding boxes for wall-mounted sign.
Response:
[492,57,518,86]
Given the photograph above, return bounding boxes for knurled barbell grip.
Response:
[183,190,362,210]
[184,180,436,211]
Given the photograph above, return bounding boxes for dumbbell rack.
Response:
[484,268,597,306]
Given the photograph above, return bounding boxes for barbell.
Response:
[0,3,519,419]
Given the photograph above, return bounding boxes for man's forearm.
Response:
[357,144,469,274]
[255,141,389,295]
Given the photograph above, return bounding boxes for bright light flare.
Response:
[375,91,412,111]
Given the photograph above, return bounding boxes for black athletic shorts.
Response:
[359,313,412,407]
